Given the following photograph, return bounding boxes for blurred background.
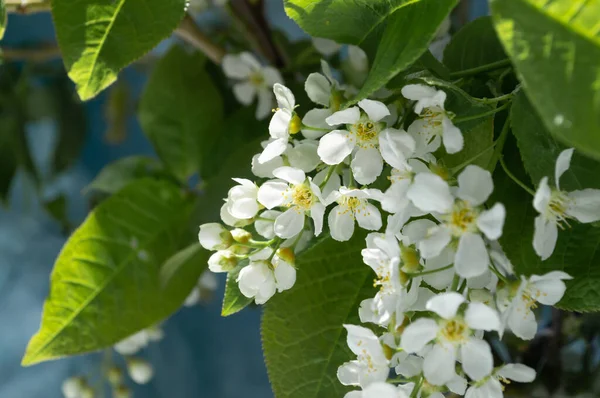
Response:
[12,1,595,398]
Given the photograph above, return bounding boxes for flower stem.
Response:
[319,165,338,189]
[489,264,509,284]
[449,58,512,78]
[406,264,453,277]
[410,377,424,398]
[453,101,511,124]
[473,91,515,104]
[487,115,512,172]
[451,274,461,291]
[499,156,536,196]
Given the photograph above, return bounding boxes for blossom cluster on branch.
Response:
[197,52,600,397]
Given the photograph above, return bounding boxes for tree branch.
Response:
[5,0,51,14]
[1,44,61,62]
[175,14,226,64]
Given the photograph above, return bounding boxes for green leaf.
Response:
[22,179,197,366]
[43,195,71,233]
[139,46,223,182]
[443,16,507,72]
[0,0,7,40]
[0,116,18,203]
[221,261,253,316]
[262,232,375,398]
[511,91,600,190]
[159,243,208,294]
[52,0,187,100]
[491,0,600,160]
[353,0,457,102]
[84,156,165,195]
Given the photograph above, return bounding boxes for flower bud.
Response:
[208,250,238,273]
[126,358,154,384]
[469,289,494,306]
[107,366,124,386]
[429,163,450,181]
[113,385,132,398]
[61,376,86,398]
[198,223,233,250]
[80,385,95,398]
[289,114,302,135]
[400,244,420,273]
[231,228,252,244]
[229,244,250,255]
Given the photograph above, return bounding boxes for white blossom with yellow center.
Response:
[533,148,600,260]
[337,325,390,389]
[406,165,506,278]
[257,166,325,239]
[317,99,416,185]
[465,363,536,398]
[401,293,501,386]
[326,187,383,242]
[402,83,463,156]
[221,52,283,120]
[496,271,572,340]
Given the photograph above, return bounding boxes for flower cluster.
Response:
[202,58,593,397]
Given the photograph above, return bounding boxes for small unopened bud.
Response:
[126,358,154,385]
[107,366,124,386]
[276,247,295,266]
[80,385,95,398]
[289,114,302,135]
[231,228,252,244]
[229,244,250,255]
[62,376,86,398]
[330,90,343,111]
[469,289,494,306]
[208,250,238,272]
[198,223,233,250]
[113,385,132,398]
[400,244,420,273]
[382,343,394,361]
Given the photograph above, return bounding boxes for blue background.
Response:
[0,1,488,397]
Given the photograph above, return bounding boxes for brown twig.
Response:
[175,14,226,64]
[5,0,51,14]
[1,45,61,62]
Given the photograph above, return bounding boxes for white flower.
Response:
[237,248,296,304]
[402,84,463,155]
[345,382,410,398]
[222,52,283,120]
[312,37,342,56]
[318,99,415,184]
[208,250,238,272]
[126,358,154,384]
[401,293,501,386]
[62,377,85,398]
[198,223,232,250]
[407,165,505,278]
[533,148,600,260]
[465,364,536,398]
[327,187,383,241]
[225,178,261,221]
[337,325,389,388]
[254,209,281,239]
[252,139,321,177]
[114,327,163,355]
[497,271,572,340]
[257,167,326,238]
[259,84,302,163]
[348,45,369,73]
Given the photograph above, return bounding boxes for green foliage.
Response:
[52,0,187,100]
[139,46,223,182]
[84,156,165,195]
[22,179,201,365]
[491,0,600,160]
[494,92,600,312]
[262,232,375,398]
[0,0,6,40]
[354,0,457,102]
[443,16,507,72]
[442,118,495,170]
[43,195,71,233]
[221,261,253,316]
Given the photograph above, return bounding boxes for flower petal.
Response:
[465,302,501,331]
[423,343,456,385]
[305,73,331,106]
[259,138,288,164]
[461,338,493,381]
[233,82,256,105]
[252,153,284,178]
[337,361,361,386]
[311,202,326,236]
[406,173,453,213]
[273,261,296,291]
[441,117,463,154]
[302,108,332,139]
[401,84,438,102]
[358,99,390,122]
[418,226,452,259]
[457,165,493,206]
[274,208,305,238]
[269,109,292,139]
[426,292,465,319]
[533,177,551,213]
[262,66,283,86]
[318,130,354,165]
[313,37,342,56]
[400,318,438,353]
[379,128,416,170]
[497,364,536,383]
[256,89,273,120]
[326,107,361,126]
[476,203,506,240]
[273,83,295,110]
[455,233,489,278]
[328,205,355,241]
[355,203,382,231]
[555,148,574,189]
[257,181,288,209]
[351,147,384,185]
[222,53,253,79]
[533,214,558,260]
[273,166,306,185]
[567,189,600,223]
